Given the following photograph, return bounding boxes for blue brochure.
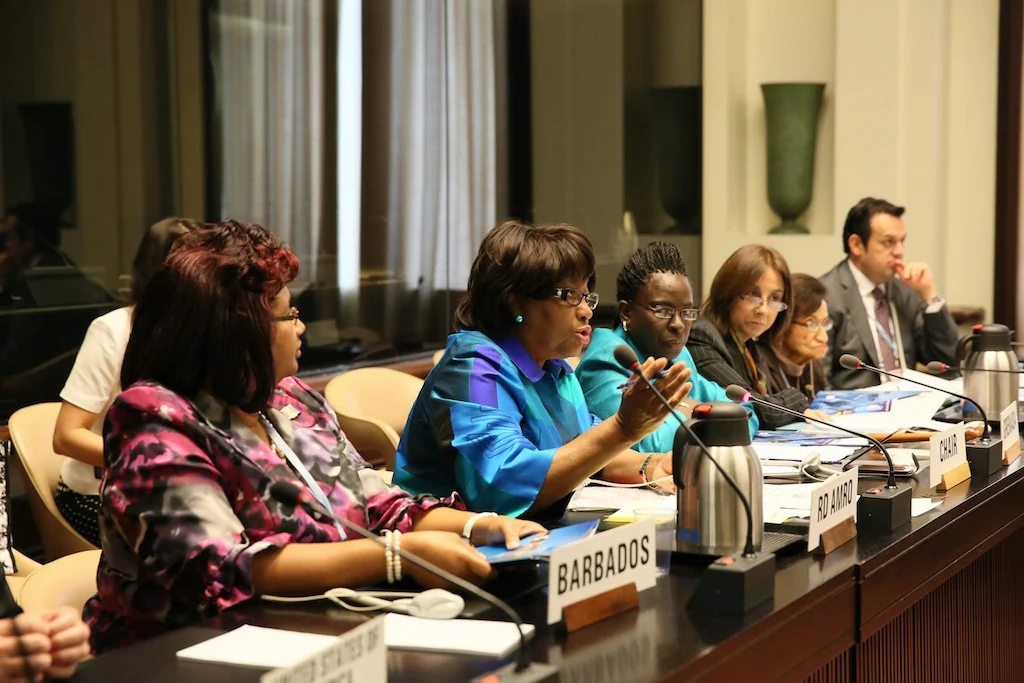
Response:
[810,390,922,415]
[477,519,601,565]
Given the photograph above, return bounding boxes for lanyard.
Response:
[259,413,348,540]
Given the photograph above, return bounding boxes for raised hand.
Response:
[894,262,938,301]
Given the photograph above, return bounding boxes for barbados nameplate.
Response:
[807,467,858,552]
[547,519,656,625]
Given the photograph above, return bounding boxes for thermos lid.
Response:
[972,323,1012,352]
[685,402,752,446]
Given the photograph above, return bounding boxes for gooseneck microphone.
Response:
[614,345,775,615]
[843,354,1002,476]
[928,361,1024,375]
[269,481,553,682]
[842,354,990,438]
[613,345,755,555]
[724,384,912,533]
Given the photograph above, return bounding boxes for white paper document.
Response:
[763,483,819,521]
[911,498,943,517]
[177,625,340,669]
[754,443,860,465]
[383,613,534,658]
[567,484,668,512]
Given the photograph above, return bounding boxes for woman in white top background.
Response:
[52,218,198,545]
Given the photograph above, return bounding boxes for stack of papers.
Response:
[177,617,536,666]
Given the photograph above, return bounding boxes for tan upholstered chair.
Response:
[6,550,44,603]
[431,348,445,365]
[8,403,97,562]
[17,549,100,613]
[566,356,580,369]
[323,368,424,470]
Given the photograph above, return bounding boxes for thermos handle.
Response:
[954,333,976,369]
[672,418,701,489]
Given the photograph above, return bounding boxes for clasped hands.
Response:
[0,606,91,682]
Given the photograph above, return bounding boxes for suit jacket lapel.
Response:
[840,262,880,367]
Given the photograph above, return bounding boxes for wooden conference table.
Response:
[74,456,1024,683]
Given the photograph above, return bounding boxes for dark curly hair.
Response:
[616,241,688,302]
[121,219,300,411]
[453,220,596,337]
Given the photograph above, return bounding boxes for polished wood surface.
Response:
[72,457,1024,682]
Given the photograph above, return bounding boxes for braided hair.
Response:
[616,241,689,302]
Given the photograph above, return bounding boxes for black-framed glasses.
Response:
[274,307,301,323]
[553,288,599,309]
[641,303,699,321]
[739,294,788,312]
[793,318,834,333]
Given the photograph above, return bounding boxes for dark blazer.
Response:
[686,318,809,429]
[819,260,959,389]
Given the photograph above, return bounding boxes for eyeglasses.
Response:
[641,303,699,321]
[274,306,301,323]
[739,294,788,312]
[793,318,834,333]
[553,288,599,309]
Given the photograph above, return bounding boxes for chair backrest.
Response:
[431,349,445,366]
[8,403,97,561]
[17,549,101,613]
[323,368,424,470]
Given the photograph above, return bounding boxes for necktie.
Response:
[872,287,899,371]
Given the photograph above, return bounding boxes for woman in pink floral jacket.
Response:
[84,220,544,654]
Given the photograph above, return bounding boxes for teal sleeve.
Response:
[578,349,760,453]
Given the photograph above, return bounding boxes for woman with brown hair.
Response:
[394,220,692,520]
[686,244,816,428]
[765,274,832,401]
[84,220,545,653]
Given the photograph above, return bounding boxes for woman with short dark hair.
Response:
[686,244,815,428]
[84,220,544,653]
[53,217,199,546]
[765,273,831,400]
[576,242,759,452]
[394,220,692,519]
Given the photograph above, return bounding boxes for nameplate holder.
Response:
[1000,403,1021,466]
[562,582,640,633]
[260,617,386,683]
[547,520,656,627]
[807,467,858,553]
[813,517,857,556]
[930,423,970,491]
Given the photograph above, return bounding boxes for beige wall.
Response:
[704,0,999,315]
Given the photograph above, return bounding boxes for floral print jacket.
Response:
[84,376,457,653]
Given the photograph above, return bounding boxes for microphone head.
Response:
[839,354,862,370]
[927,361,949,373]
[269,480,304,507]
[725,385,750,403]
[613,344,640,371]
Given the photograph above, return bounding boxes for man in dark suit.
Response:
[820,197,959,389]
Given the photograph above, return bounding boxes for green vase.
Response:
[651,86,702,235]
[761,83,825,235]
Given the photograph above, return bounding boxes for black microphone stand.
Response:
[726,386,913,534]
[841,354,1002,476]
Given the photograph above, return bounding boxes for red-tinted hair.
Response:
[121,220,300,411]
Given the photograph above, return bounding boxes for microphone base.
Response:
[472,661,559,683]
[687,551,776,615]
[967,438,1003,477]
[857,485,912,534]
